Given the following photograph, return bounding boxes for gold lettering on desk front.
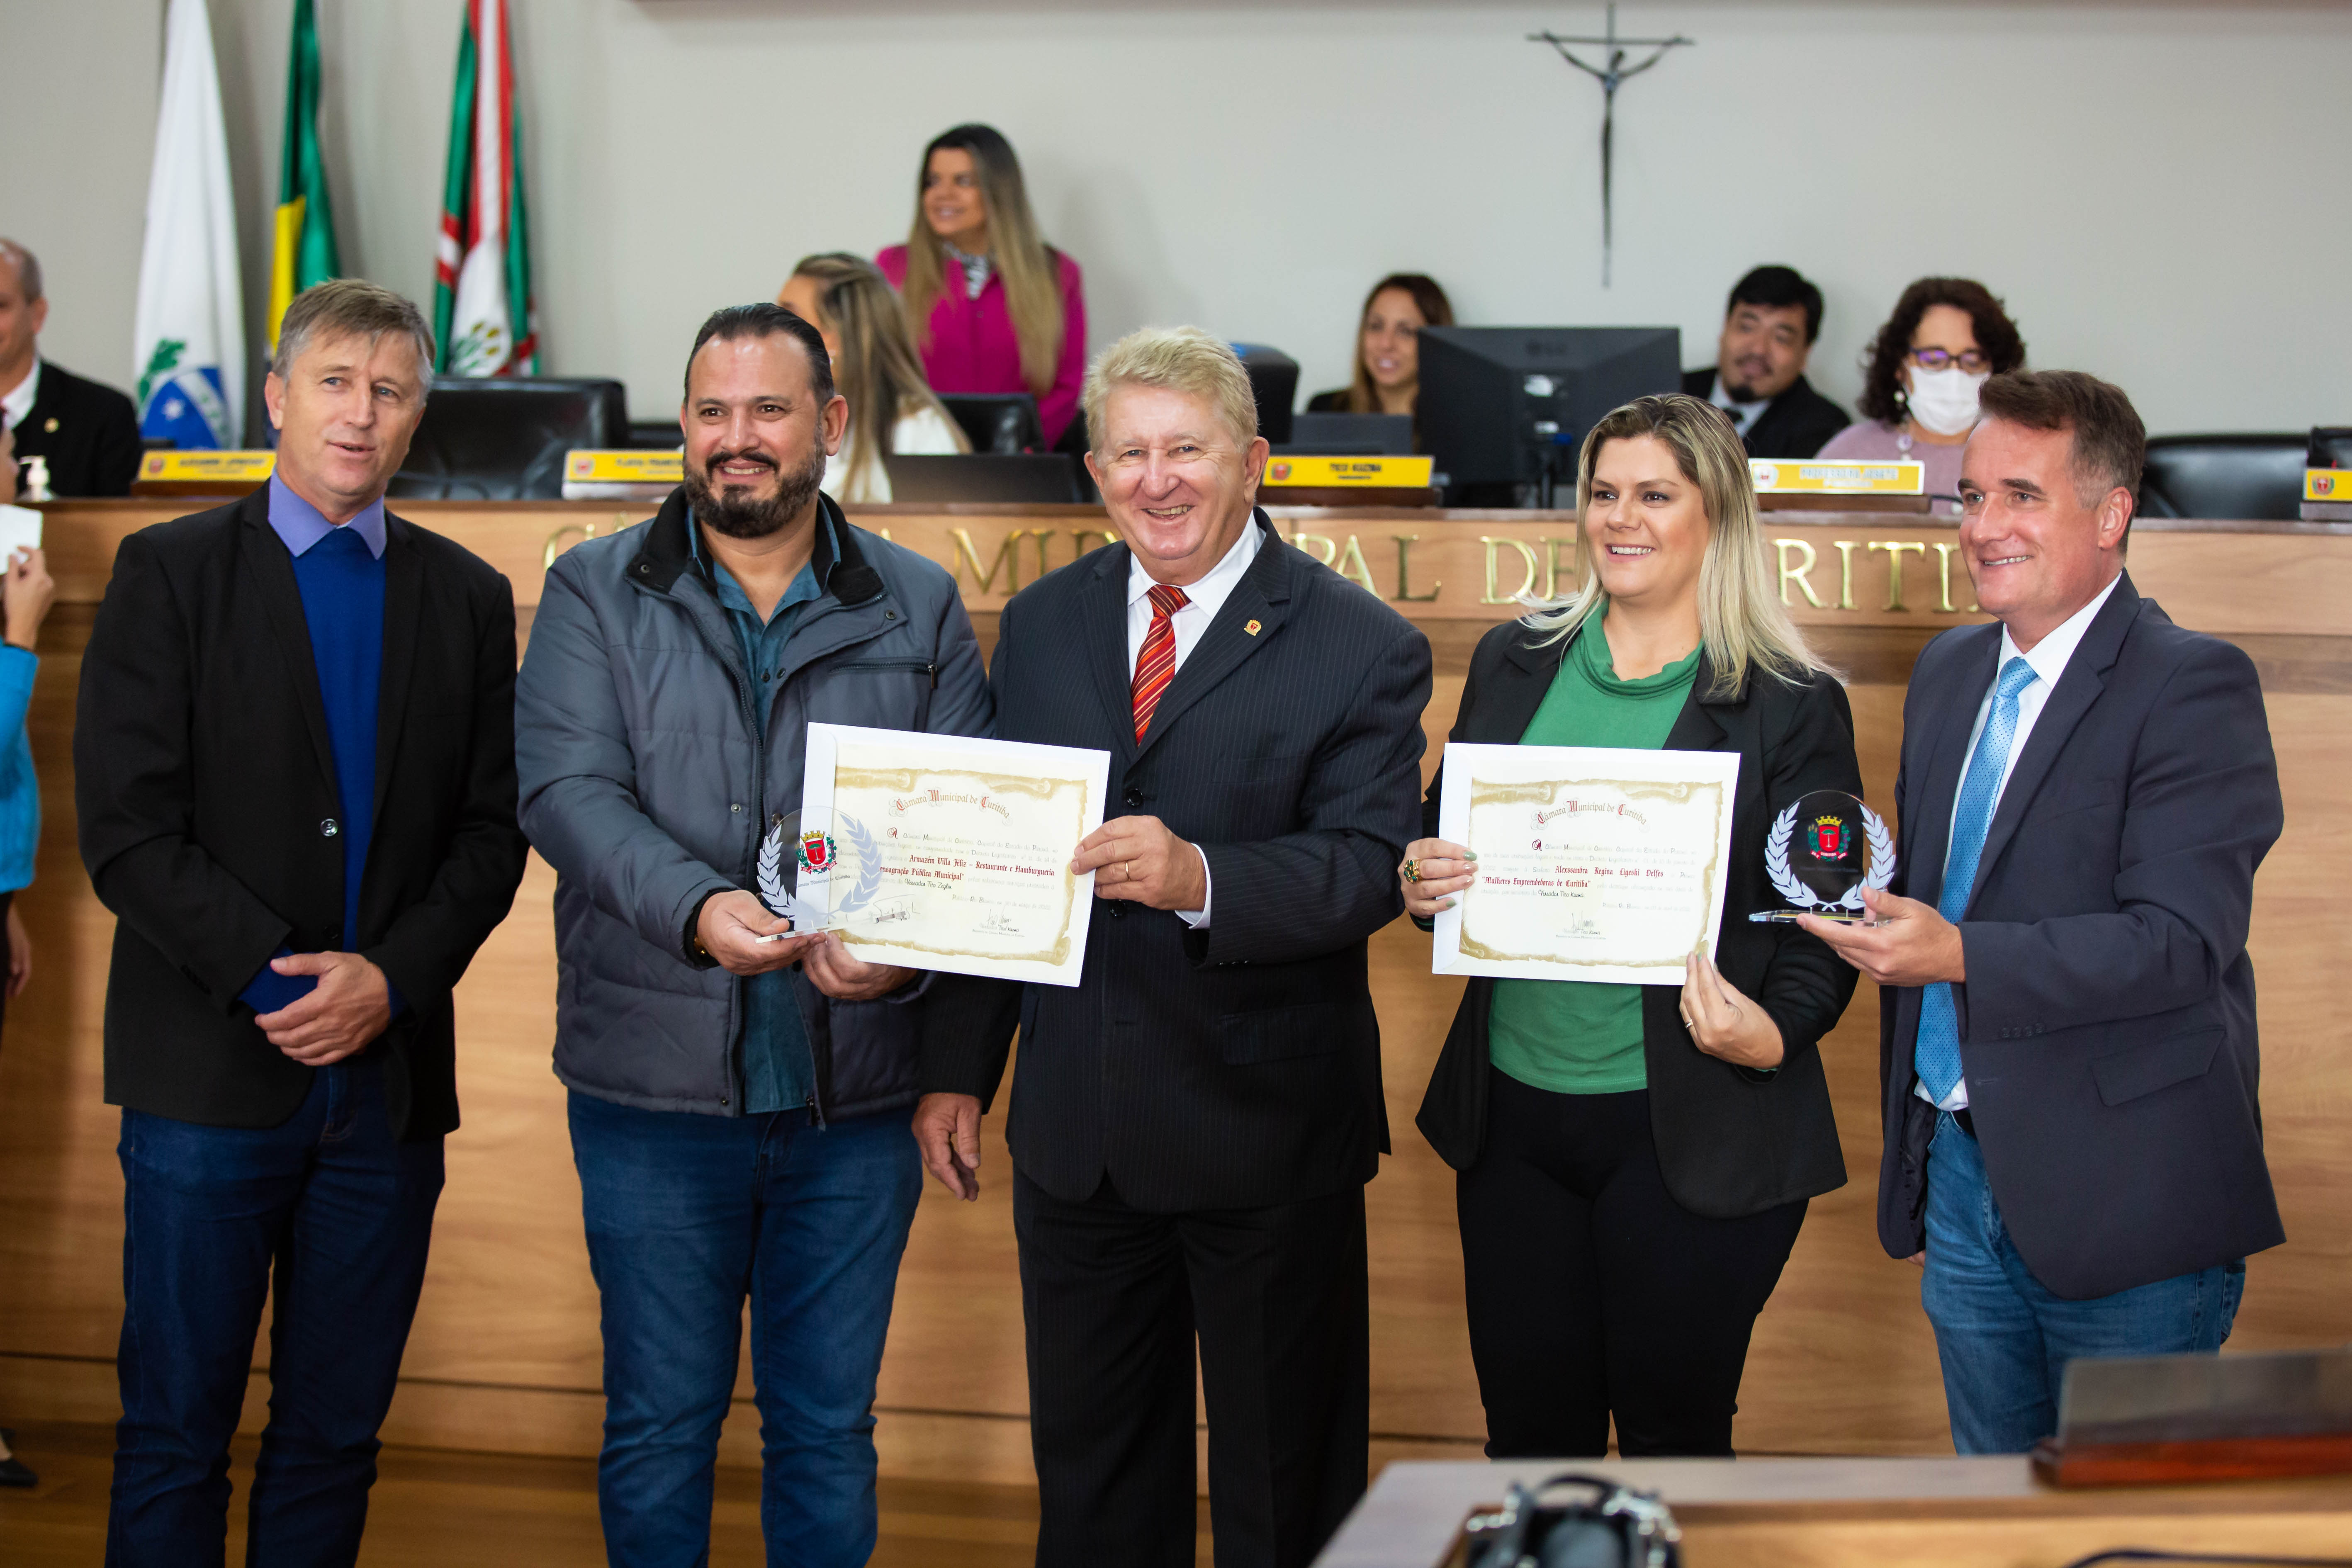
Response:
[542,513,637,569]
[1777,539,1825,608]
[1481,537,1545,604]
[1390,536,1441,602]
[1870,541,1926,611]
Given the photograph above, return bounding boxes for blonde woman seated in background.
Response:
[779,253,968,504]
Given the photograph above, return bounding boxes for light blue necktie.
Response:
[1914,656,2040,1103]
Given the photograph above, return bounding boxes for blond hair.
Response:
[900,124,1065,398]
[783,253,968,501]
[1522,393,1832,702]
[1081,327,1258,454]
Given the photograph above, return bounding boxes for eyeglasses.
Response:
[1909,347,1991,372]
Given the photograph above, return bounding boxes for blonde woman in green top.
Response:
[1401,393,1866,1459]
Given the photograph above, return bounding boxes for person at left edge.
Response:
[0,237,143,497]
[74,279,528,1565]
[515,303,992,1568]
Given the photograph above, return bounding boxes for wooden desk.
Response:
[1321,1456,2352,1567]
[2,500,2347,1489]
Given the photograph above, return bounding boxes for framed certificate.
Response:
[1432,744,1741,984]
[793,724,1111,987]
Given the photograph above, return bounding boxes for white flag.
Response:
[134,0,245,450]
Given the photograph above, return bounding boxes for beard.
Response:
[685,438,827,539]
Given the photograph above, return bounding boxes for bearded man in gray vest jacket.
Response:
[515,304,992,1567]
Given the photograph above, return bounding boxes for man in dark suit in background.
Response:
[1681,265,1850,459]
[1807,370,2284,1454]
[0,238,142,496]
[915,327,1431,1568]
[75,279,528,1562]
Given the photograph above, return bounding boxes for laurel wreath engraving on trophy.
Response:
[1764,799,1896,912]
[756,816,793,918]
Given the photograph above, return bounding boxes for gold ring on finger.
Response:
[1401,859,1420,884]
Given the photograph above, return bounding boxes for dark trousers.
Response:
[106,1051,443,1568]
[1013,1170,1369,1568]
[1456,1069,1806,1458]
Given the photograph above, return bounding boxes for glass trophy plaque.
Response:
[1750,789,1895,923]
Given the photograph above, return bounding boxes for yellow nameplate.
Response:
[2307,469,2352,501]
[567,450,682,484]
[139,450,276,481]
[1262,455,1434,488]
[1750,459,1925,495]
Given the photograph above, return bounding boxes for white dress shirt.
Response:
[1919,571,2122,1111]
[0,358,39,432]
[1123,518,1266,927]
[1708,373,1768,440]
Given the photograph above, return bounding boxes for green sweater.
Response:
[1487,624,1703,1095]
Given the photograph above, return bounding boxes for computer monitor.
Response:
[1277,412,1416,457]
[1417,327,1682,502]
[881,453,1081,504]
[1230,343,1298,445]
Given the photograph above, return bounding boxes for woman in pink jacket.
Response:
[878,124,1088,449]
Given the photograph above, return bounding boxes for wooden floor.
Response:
[0,1420,1209,1566]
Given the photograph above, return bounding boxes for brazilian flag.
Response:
[268,0,340,348]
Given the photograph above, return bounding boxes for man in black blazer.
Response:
[1681,265,1850,460]
[915,328,1431,1568]
[75,280,526,1562]
[0,238,142,496]
[1807,371,2284,1455]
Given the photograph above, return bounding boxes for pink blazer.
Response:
[878,243,1087,446]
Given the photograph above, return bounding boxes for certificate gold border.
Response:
[1457,775,1725,969]
[829,758,1092,968]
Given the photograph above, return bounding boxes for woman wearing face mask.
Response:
[878,124,1088,449]
[1815,278,2026,515]
[1306,273,1455,450]
[1399,394,1862,1459]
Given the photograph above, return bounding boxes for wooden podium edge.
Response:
[2032,1433,2352,1488]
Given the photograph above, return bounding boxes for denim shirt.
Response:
[691,514,830,1113]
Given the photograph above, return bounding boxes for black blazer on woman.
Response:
[74,488,529,1139]
[1415,620,1862,1219]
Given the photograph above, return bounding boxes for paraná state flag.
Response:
[134,0,245,449]
[268,0,340,347]
[434,0,538,376]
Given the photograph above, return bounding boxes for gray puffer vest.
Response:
[516,489,993,1119]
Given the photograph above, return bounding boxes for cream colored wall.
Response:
[5,0,2350,430]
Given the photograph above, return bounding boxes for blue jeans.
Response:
[568,1093,922,1568]
[107,1054,445,1568]
[1921,1110,2243,1454]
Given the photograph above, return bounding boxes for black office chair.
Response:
[628,419,683,450]
[2311,427,2352,470]
[1231,343,1298,446]
[939,394,1043,455]
[391,377,630,500]
[2136,434,2308,522]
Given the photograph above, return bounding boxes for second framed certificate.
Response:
[795,724,1111,987]
[1432,744,1741,985]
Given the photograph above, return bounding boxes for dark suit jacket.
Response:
[1681,367,1849,460]
[11,360,142,496]
[1877,573,2285,1298]
[1415,622,1861,1218]
[920,512,1433,1211]
[75,487,529,1138]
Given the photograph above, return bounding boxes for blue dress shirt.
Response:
[691,513,830,1114]
[239,475,402,1018]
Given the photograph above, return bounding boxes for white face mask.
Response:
[1904,365,1988,437]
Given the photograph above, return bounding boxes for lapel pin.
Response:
[44,418,59,433]
[1244,619,1262,636]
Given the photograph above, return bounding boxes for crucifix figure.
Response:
[1530,5,1696,286]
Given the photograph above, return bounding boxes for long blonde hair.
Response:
[900,124,1065,397]
[1522,393,1832,702]
[785,253,969,501]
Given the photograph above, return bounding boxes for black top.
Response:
[919,513,1434,1212]
[74,487,529,1138]
[1680,367,1850,461]
[11,360,143,496]
[1414,619,1862,1220]
[1875,575,2285,1298]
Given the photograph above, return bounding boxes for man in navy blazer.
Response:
[915,327,1430,1567]
[1807,370,2283,1454]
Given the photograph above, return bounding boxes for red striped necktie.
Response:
[1130,583,1190,742]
